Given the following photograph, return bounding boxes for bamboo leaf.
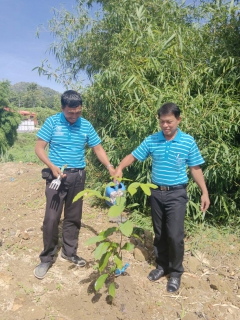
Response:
[178,30,182,52]
[221,142,229,156]
[162,33,176,50]
[131,233,143,242]
[221,196,230,216]
[126,203,139,208]
[121,75,136,90]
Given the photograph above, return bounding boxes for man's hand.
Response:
[108,166,116,178]
[200,193,210,212]
[114,167,123,180]
[92,144,117,177]
[49,165,66,179]
[35,139,66,179]
[113,154,136,182]
[190,166,210,213]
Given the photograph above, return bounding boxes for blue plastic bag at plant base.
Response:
[105,182,126,207]
[115,263,130,277]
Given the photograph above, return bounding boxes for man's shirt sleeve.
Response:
[187,140,205,166]
[131,138,150,162]
[36,118,53,143]
[87,123,101,147]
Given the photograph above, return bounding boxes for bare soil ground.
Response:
[0,162,240,320]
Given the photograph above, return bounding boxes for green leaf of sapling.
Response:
[119,220,133,237]
[94,274,108,291]
[108,282,116,298]
[94,242,110,260]
[122,242,135,252]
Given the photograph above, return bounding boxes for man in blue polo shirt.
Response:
[115,102,210,292]
[34,90,115,279]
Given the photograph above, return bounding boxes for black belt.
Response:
[64,168,85,173]
[157,184,187,191]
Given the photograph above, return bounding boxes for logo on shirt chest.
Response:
[54,126,64,136]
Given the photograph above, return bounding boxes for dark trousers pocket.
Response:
[41,168,53,180]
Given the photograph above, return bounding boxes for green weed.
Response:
[56,283,62,291]
[17,283,34,295]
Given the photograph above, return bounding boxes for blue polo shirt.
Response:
[37,113,101,168]
[132,128,204,186]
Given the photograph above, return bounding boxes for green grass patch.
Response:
[185,224,240,257]
[1,132,41,164]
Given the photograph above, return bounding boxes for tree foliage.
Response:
[0,81,21,152]
[9,82,61,126]
[39,0,240,225]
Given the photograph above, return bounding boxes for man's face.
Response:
[62,105,82,124]
[159,113,181,140]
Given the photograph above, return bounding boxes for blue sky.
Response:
[0,1,196,93]
[0,0,86,93]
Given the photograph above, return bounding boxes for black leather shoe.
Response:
[167,277,181,292]
[147,268,165,281]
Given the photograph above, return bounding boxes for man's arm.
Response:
[35,138,64,178]
[190,165,210,212]
[115,154,137,178]
[92,144,116,176]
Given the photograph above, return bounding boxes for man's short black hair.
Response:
[61,90,82,108]
[157,102,181,119]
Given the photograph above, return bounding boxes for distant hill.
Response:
[9,82,61,110]
[11,82,61,99]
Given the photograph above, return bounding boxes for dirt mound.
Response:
[0,162,239,320]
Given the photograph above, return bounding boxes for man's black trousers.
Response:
[40,170,86,263]
[150,187,188,278]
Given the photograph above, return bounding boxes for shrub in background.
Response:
[36,0,240,225]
